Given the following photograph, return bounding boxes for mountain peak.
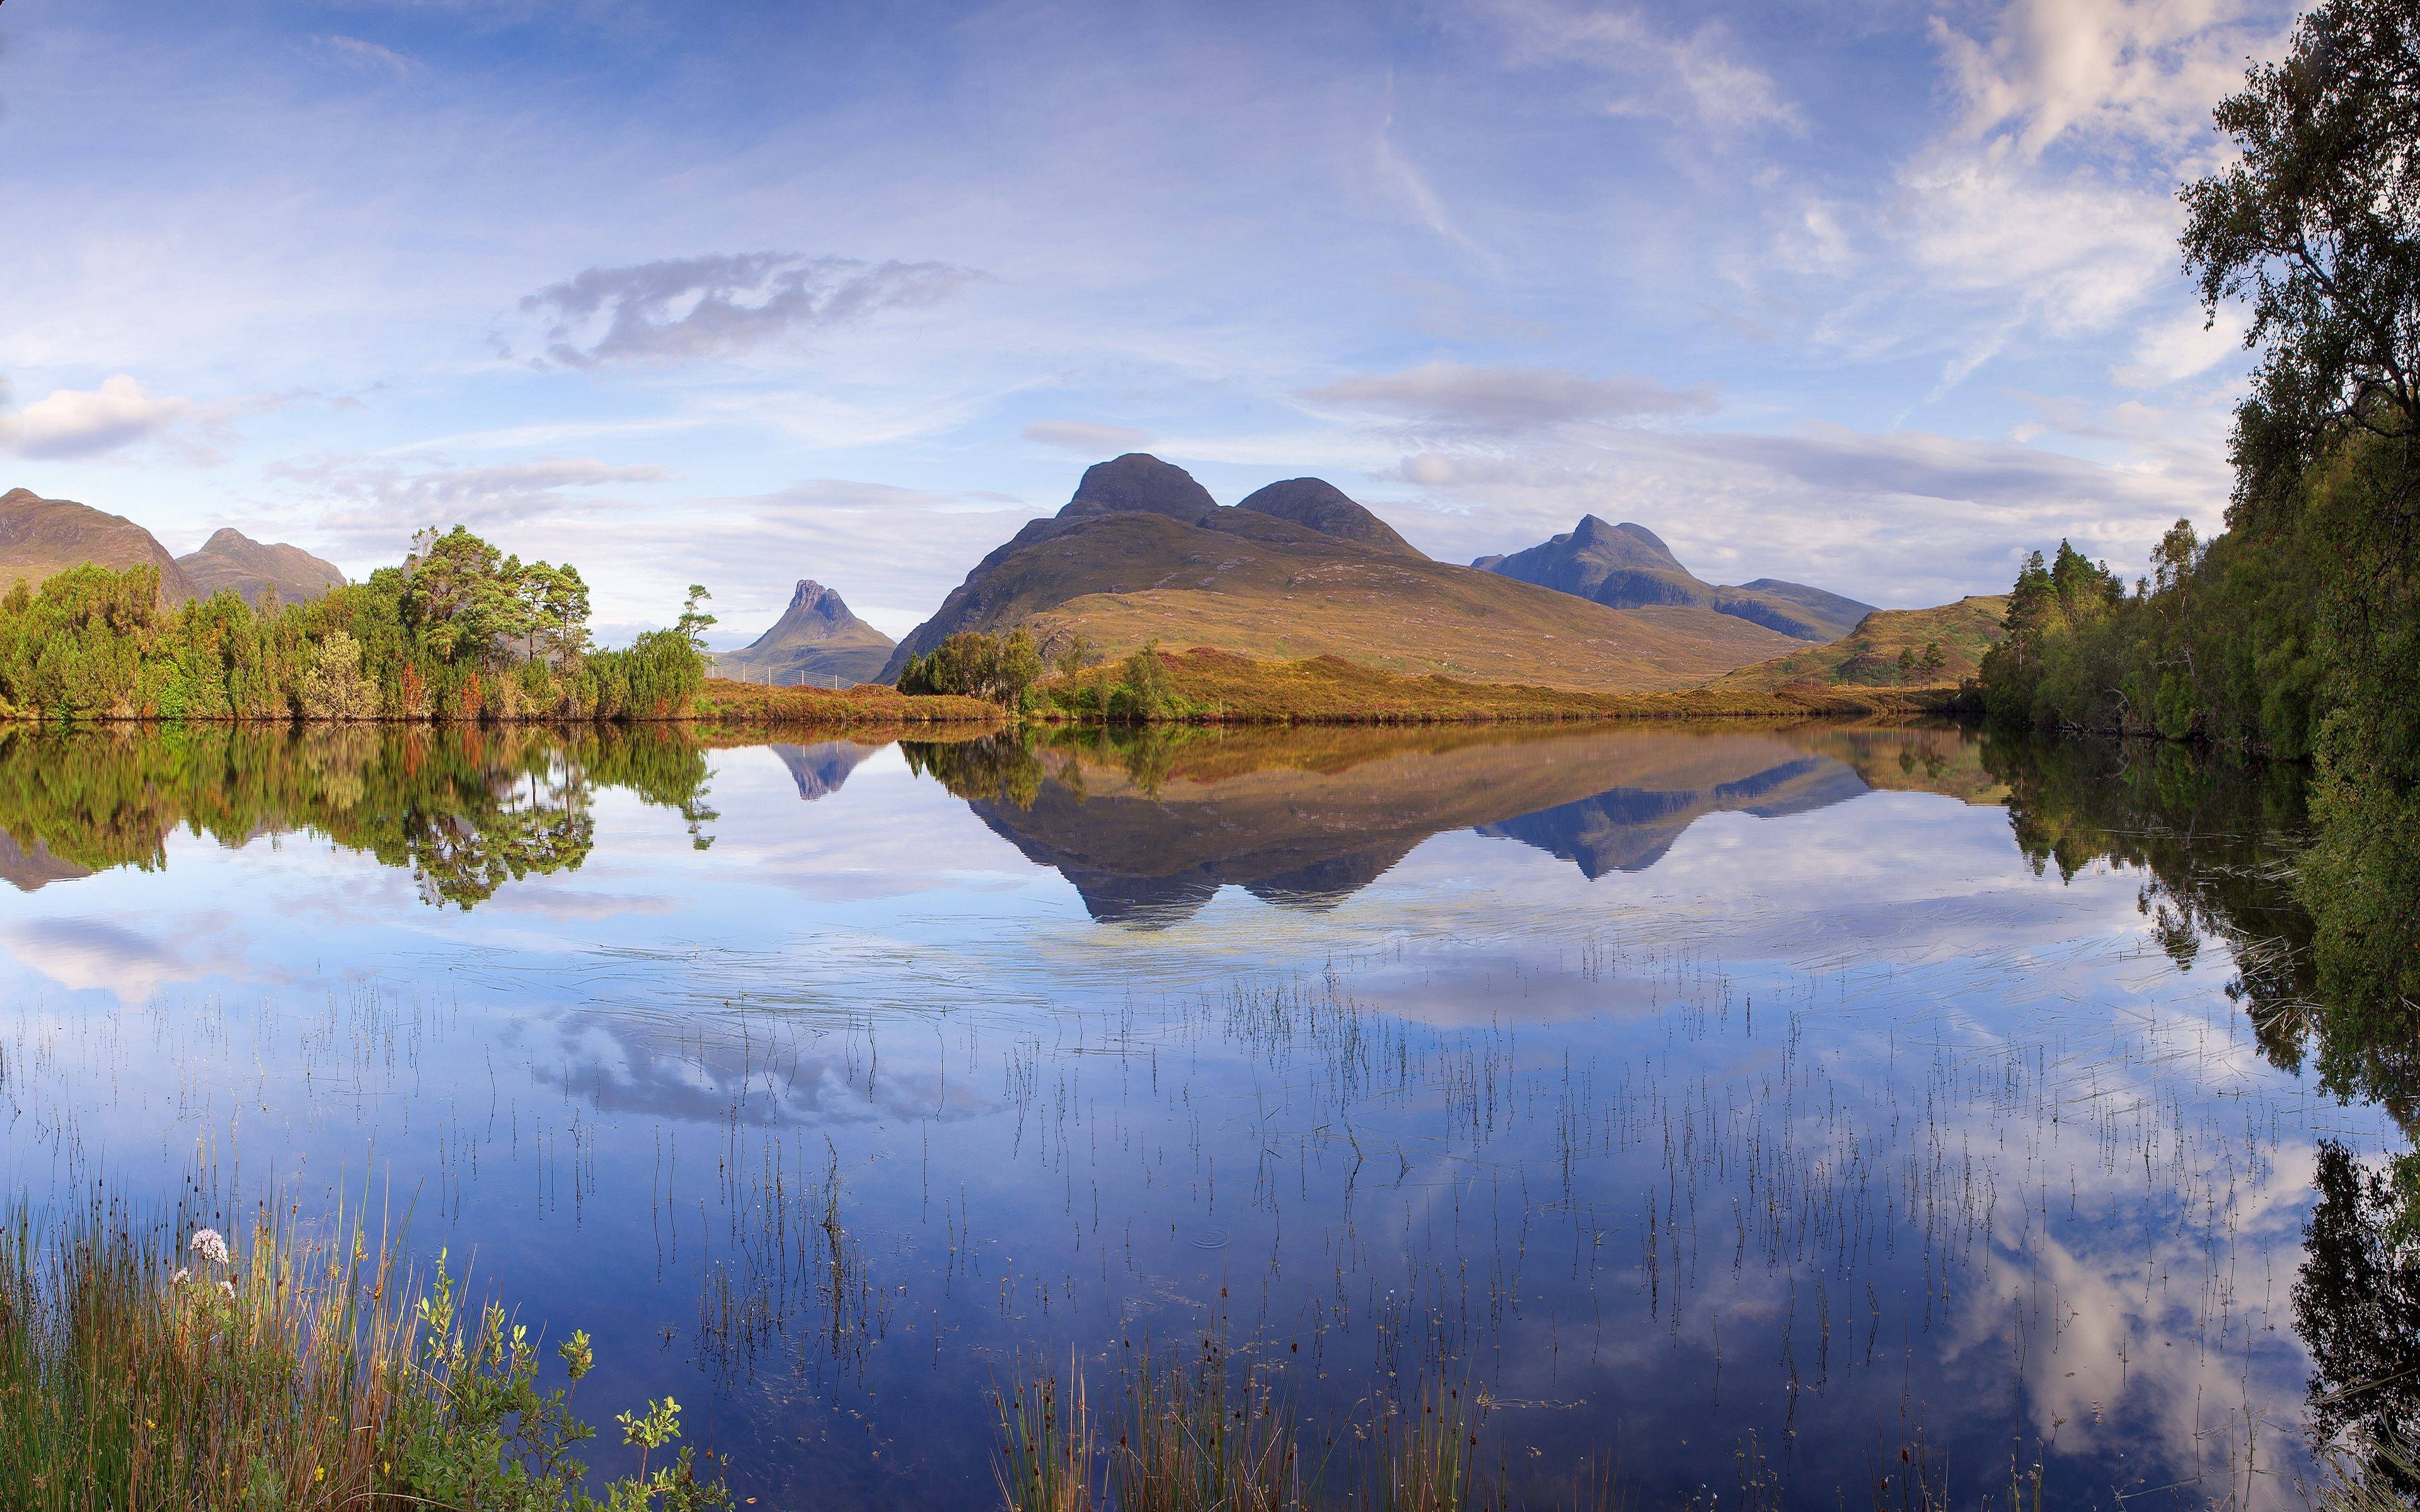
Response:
[175,529,344,607]
[1235,478,1425,558]
[715,578,895,687]
[1060,453,1218,522]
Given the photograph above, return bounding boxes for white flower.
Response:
[217,1279,236,1300]
[171,1267,190,1284]
[190,1228,229,1265]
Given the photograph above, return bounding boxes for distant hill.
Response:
[176,528,345,607]
[0,488,197,605]
[714,580,896,687]
[1717,595,2010,691]
[880,455,1799,693]
[1477,515,1872,642]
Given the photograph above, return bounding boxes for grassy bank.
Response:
[1041,646,1958,724]
[689,676,1003,726]
[0,1199,726,1511]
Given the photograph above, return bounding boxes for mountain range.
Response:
[712,579,896,687]
[0,488,343,609]
[873,454,1807,693]
[1473,515,1873,642]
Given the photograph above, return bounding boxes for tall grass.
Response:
[996,1340,1499,1512]
[0,1196,726,1511]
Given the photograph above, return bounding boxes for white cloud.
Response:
[1486,0,1800,135]
[517,252,987,368]
[1303,360,1714,434]
[1932,0,2273,160]
[0,375,194,459]
[2111,301,2249,387]
[1022,421,1151,455]
[268,454,672,553]
[314,34,417,77]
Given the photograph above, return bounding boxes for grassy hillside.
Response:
[176,529,345,607]
[1008,527,1804,693]
[0,488,198,605]
[884,457,1810,693]
[1716,595,2009,691]
[1046,646,1953,723]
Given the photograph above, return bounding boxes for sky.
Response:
[0,0,2294,644]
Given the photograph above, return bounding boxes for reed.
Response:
[0,1195,727,1511]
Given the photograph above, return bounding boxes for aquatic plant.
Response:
[0,1198,730,1511]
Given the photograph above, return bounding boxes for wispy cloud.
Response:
[313,34,416,77]
[1022,421,1151,455]
[1485,0,1800,135]
[269,453,671,553]
[1303,361,1715,434]
[517,253,987,369]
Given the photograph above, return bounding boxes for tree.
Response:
[1053,631,1095,679]
[1921,640,1947,677]
[674,585,715,653]
[1895,647,1917,685]
[997,629,1044,709]
[301,630,378,721]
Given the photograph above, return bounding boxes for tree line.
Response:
[0,525,713,723]
[1976,0,2418,1018]
[896,627,1182,723]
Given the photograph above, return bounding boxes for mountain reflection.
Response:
[904,723,2002,923]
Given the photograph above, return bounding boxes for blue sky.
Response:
[0,0,2291,643]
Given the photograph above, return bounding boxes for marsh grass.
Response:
[0,1196,727,1511]
[999,1341,1509,1512]
[0,1199,408,1510]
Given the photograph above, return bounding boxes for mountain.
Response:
[1717,595,2010,691]
[713,580,897,687]
[879,455,1799,692]
[769,740,882,801]
[1234,478,1424,558]
[175,528,345,607]
[929,724,1991,930]
[0,488,198,605]
[1476,515,1873,642]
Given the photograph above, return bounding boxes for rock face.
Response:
[877,455,1801,693]
[713,580,897,688]
[0,488,199,605]
[175,528,346,608]
[1235,478,1424,559]
[1058,453,1221,522]
[1477,515,1874,643]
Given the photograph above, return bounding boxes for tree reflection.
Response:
[0,723,714,908]
[1984,730,2420,1478]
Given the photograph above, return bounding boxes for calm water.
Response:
[0,720,2398,1509]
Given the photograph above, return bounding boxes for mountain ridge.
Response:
[879,456,1800,692]
[0,488,199,605]
[175,528,346,607]
[1477,513,1873,642]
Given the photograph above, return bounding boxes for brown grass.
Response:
[1717,596,2009,692]
[691,676,1002,726]
[1047,646,1955,724]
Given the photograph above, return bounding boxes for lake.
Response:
[0,719,2399,1510]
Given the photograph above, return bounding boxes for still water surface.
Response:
[0,721,2391,1509]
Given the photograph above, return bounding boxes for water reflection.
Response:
[906,723,2000,920]
[0,718,2412,1509]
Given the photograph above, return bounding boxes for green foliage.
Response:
[896,629,1042,708]
[0,723,715,907]
[0,1198,728,1512]
[1985,0,2420,1018]
[0,527,710,723]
